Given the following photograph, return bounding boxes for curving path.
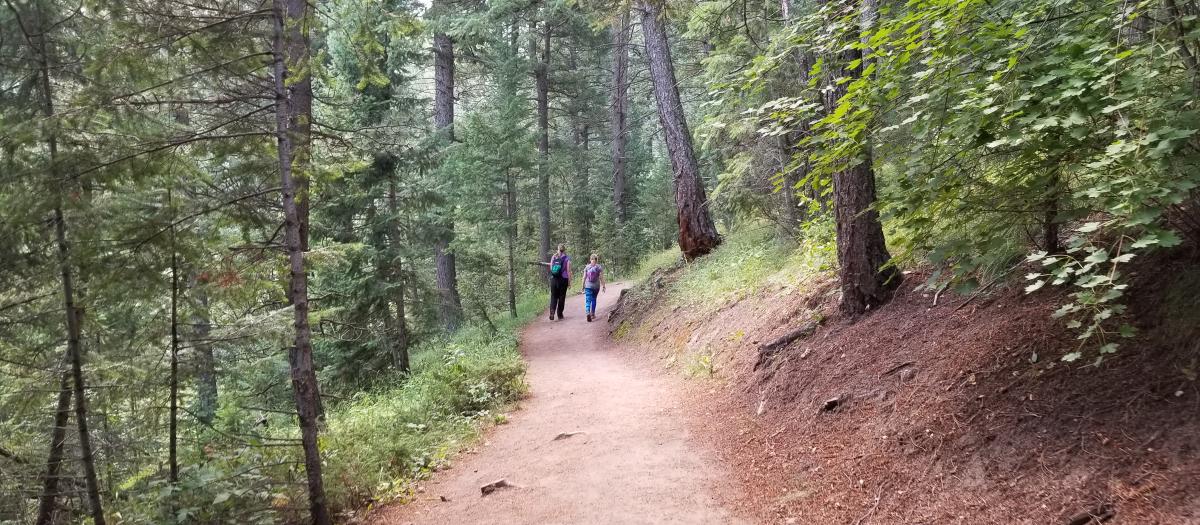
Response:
[369,284,747,525]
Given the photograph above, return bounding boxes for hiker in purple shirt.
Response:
[546,244,571,321]
[582,253,607,322]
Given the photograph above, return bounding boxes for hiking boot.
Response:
[587,313,593,322]
[549,314,555,321]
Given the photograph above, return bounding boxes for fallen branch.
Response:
[1065,504,1115,525]
[880,361,915,378]
[754,319,821,370]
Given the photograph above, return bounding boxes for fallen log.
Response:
[754,319,821,370]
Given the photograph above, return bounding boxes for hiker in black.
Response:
[546,244,572,320]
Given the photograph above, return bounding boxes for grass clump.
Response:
[664,221,836,310]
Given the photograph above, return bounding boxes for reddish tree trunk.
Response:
[638,0,722,260]
[821,0,899,315]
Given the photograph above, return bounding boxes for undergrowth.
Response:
[635,220,837,311]
[320,294,543,510]
[111,295,543,524]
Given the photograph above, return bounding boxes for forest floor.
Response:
[609,250,1200,524]
[367,283,750,525]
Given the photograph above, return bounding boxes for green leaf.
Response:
[1076,221,1102,233]
[1062,352,1082,362]
[1083,249,1108,264]
[1159,230,1183,247]
[1131,234,1159,249]
[1025,280,1046,293]
[214,492,231,505]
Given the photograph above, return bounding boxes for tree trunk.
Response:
[289,13,313,254]
[638,0,722,261]
[821,0,900,315]
[271,1,332,523]
[611,9,631,226]
[433,31,455,139]
[188,274,217,426]
[386,177,410,372]
[168,212,180,485]
[24,1,106,520]
[535,20,552,263]
[506,168,519,318]
[434,241,463,331]
[26,8,71,525]
[777,0,810,238]
[575,123,593,256]
[56,207,106,525]
[1043,169,1062,254]
[432,11,464,331]
[34,373,71,525]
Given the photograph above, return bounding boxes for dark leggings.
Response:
[549,277,569,317]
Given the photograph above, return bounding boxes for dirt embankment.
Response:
[609,254,1200,524]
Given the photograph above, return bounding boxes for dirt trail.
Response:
[370,284,747,525]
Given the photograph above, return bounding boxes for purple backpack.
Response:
[585,264,602,284]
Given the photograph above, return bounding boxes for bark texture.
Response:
[434,240,463,331]
[35,373,71,525]
[433,30,455,138]
[535,20,552,263]
[189,274,217,425]
[169,220,180,484]
[574,123,593,256]
[57,206,105,525]
[821,0,900,315]
[386,175,409,371]
[506,168,518,317]
[638,0,722,260]
[610,9,632,226]
[271,1,332,522]
[432,6,464,330]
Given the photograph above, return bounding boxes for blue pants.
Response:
[584,287,599,314]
